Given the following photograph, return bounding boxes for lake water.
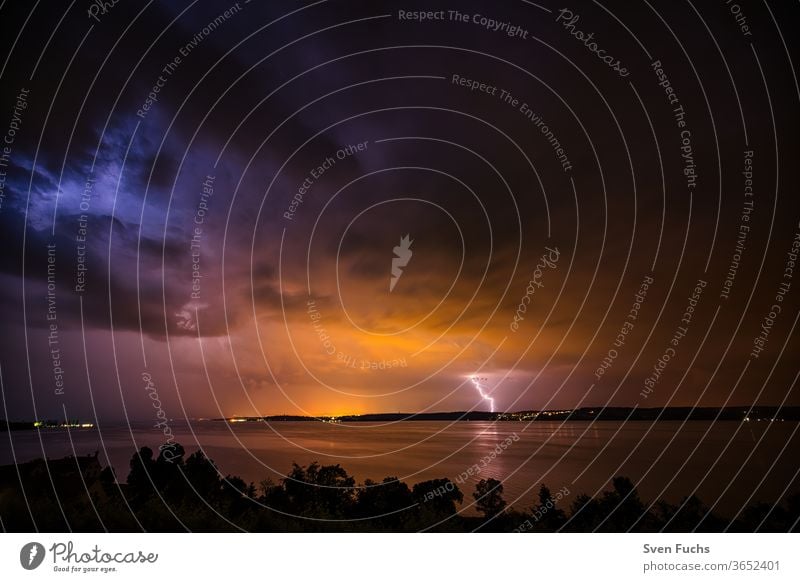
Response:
[4,420,799,516]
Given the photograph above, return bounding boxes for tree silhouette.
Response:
[283,462,356,518]
[412,478,463,515]
[564,492,602,532]
[356,477,413,526]
[599,476,650,531]
[473,478,507,519]
[530,484,566,530]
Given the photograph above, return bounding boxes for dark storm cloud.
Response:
[0,0,798,420]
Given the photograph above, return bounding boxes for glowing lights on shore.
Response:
[32,421,94,428]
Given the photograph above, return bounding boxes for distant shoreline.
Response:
[218,406,799,423]
[3,406,798,430]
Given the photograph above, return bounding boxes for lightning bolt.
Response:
[470,376,495,412]
[28,545,38,566]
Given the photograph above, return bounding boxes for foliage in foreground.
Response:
[0,445,797,532]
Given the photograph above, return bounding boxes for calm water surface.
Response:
[4,420,799,515]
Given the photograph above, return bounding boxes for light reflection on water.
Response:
[4,420,799,515]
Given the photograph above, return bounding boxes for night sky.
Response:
[1,0,798,421]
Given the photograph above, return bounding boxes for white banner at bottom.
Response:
[0,533,796,581]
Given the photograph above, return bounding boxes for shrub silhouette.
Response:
[1,444,797,532]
